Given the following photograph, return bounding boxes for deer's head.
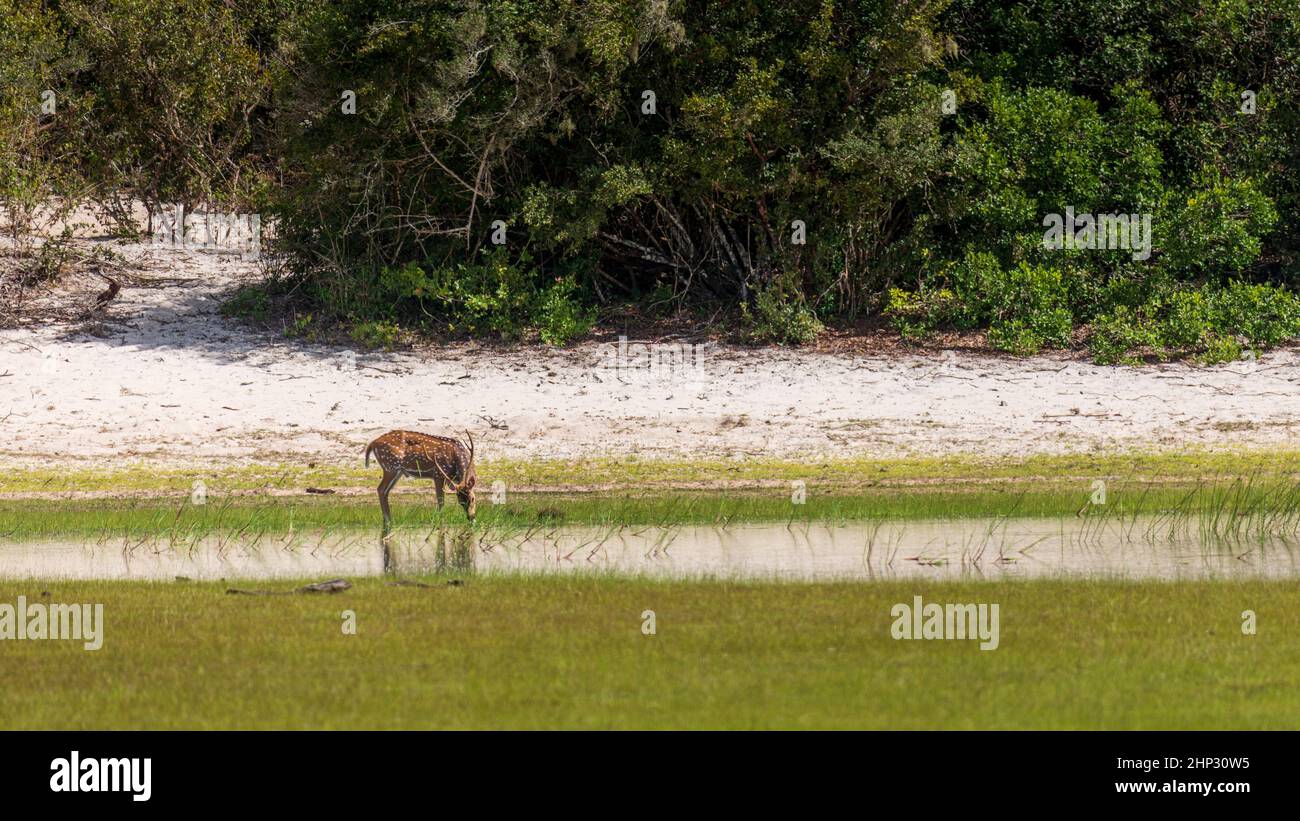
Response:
[437,431,477,521]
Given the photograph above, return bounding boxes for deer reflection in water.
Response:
[381,526,477,577]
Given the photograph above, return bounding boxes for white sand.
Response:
[3,240,1300,468]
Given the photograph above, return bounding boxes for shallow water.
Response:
[2,517,1299,581]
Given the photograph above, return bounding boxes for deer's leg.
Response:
[378,470,401,531]
[434,475,446,509]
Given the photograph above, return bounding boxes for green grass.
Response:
[5,449,1298,729]
[5,448,1300,495]
[6,470,1300,539]
[0,575,1292,729]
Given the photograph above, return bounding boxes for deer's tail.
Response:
[364,441,374,468]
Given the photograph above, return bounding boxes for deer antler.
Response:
[433,457,460,490]
[434,432,475,491]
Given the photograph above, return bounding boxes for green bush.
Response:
[535,276,596,346]
[1200,335,1245,365]
[1212,281,1300,348]
[1088,306,1162,365]
[953,83,1167,264]
[1156,288,1213,349]
[1159,169,1279,277]
[1087,282,1300,364]
[376,249,532,340]
[884,287,954,341]
[888,254,1073,354]
[742,276,823,345]
[0,0,77,241]
[349,320,402,350]
[373,248,594,344]
[54,0,273,214]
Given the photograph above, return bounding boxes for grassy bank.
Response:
[5,449,1300,496]
[0,575,1290,729]
[4,449,1300,538]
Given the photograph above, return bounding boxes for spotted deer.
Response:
[364,430,477,528]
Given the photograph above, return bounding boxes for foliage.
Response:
[0,0,79,241]
[52,0,276,218]
[1088,281,1300,364]
[372,248,592,344]
[742,273,823,345]
[6,0,1300,356]
[887,253,1072,354]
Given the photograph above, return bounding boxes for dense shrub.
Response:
[886,254,1073,354]
[52,0,276,221]
[951,82,1167,264]
[1159,168,1279,277]
[373,249,593,344]
[265,0,950,342]
[741,275,824,346]
[0,1,77,240]
[1089,282,1300,364]
[5,0,1300,356]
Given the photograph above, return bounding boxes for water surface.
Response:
[2,517,1298,581]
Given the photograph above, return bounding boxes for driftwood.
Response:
[226,578,352,596]
[385,579,464,588]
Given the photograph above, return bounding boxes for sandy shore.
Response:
[3,240,1300,469]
